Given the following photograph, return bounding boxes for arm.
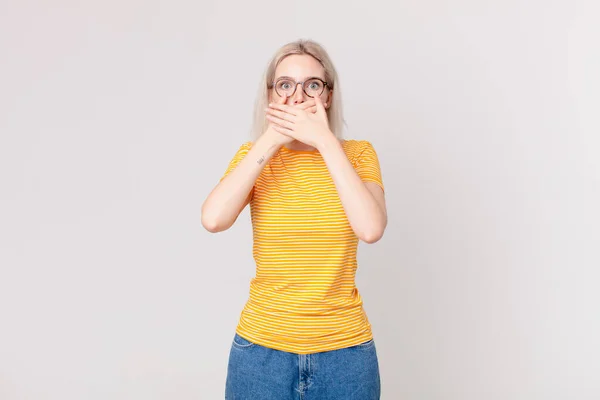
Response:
[202,96,316,233]
[201,131,283,233]
[318,137,388,243]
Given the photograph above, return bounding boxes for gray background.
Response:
[1,0,599,399]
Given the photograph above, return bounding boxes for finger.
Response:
[267,94,286,126]
[265,114,294,129]
[314,96,326,115]
[296,100,316,110]
[271,124,295,137]
[305,105,317,114]
[266,108,296,123]
[268,102,299,116]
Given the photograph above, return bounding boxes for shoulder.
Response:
[225,141,254,167]
[341,139,377,160]
[231,141,254,156]
[239,141,253,150]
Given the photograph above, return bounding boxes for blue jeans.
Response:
[225,332,381,399]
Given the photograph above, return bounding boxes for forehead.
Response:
[275,54,325,80]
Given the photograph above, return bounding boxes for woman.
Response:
[201,39,387,400]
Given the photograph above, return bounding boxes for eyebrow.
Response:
[275,75,326,81]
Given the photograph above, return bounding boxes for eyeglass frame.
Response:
[268,76,331,98]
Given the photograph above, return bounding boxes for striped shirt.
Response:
[220,139,384,354]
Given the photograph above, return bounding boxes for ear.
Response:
[325,89,333,109]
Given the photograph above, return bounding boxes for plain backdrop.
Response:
[1,0,599,399]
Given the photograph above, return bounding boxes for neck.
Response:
[284,140,316,152]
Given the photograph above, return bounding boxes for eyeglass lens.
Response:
[275,78,324,98]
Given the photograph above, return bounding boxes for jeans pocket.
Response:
[231,333,256,350]
[351,338,376,350]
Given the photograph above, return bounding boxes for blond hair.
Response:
[251,39,345,140]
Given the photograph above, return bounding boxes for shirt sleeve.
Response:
[354,141,384,192]
[219,141,255,202]
[220,141,253,182]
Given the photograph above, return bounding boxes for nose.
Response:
[292,83,305,104]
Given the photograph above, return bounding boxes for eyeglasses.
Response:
[269,77,329,98]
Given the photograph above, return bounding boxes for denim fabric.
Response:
[225,333,381,399]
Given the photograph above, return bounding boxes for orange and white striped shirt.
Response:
[221,139,384,354]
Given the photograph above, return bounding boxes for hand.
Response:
[265,96,333,149]
[263,96,318,146]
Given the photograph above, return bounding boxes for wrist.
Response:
[315,130,340,153]
[260,128,285,148]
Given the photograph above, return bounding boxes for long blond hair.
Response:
[251,39,345,140]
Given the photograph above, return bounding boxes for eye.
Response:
[306,79,323,91]
[277,80,294,90]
